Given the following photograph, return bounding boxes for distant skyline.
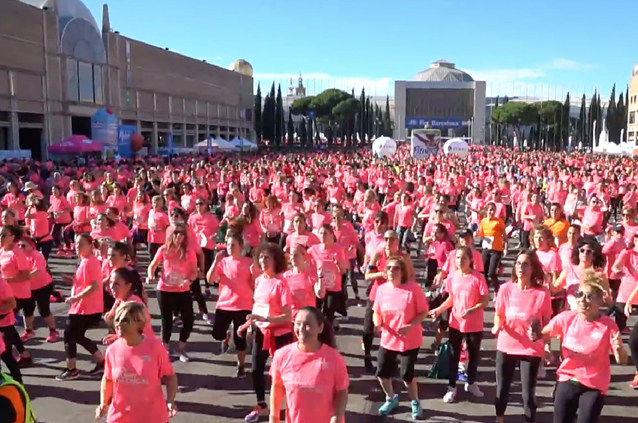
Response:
[83,0,636,100]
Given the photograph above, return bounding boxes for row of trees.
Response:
[490,84,628,150]
[253,83,393,147]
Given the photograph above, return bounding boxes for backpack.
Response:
[428,342,452,380]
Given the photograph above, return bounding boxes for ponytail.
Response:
[113,267,147,305]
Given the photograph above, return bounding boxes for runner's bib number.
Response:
[482,236,494,249]
[252,303,269,319]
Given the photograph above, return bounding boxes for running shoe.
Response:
[179,352,191,363]
[378,394,399,415]
[245,404,269,422]
[20,330,35,343]
[89,361,105,375]
[46,330,60,343]
[443,387,457,403]
[410,399,423,420]
[56,368,80,381]
[15,315,23,327]
[236,365,246,378]
[465,382,484,398]
[203,313,215,326]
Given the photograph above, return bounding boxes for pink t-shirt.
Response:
[214,256,254,311]
[0,277,16,327]
[307,244,346,293]
[283,269,317,320]
[544,311,619,393]
[253,274,293,337]
[0,246,31,299]
[188,212,220,250]
[495,282,552,357]
[104,335,175,423]
[442,248,484,275]
[270,343,349,423]
[70,255,104,315]
[582,208,604,235]
[558,243,574,268]
[395,204,415,228]
[48,195,73,224]
[444,270,488,333]
[285,232,321,251]
[616,249,638,303]
[154,246,198,293]
[147,210,170,244]
[29,210,52,240]
[26,249,52,291]
[373,281,428,352]
[536,249,562,275]
[522,203,544,231]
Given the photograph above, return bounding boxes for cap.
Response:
[612,223,625,233]
[24,182,37,191]
[384,230,399,239]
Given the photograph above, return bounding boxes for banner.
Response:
[117,125,136,159]
[411,128,441,159]
[405,117,462,130]
[91,108,118,148]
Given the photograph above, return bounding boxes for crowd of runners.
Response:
[0,144,637,423]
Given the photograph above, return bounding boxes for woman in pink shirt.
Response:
[284,212,320,253]
[103,267,153,345]
[394,193,417,252]
[533,225,564,315]
[0,272,23,382]
[131,190,152,253]
[521,192,544,250]
[147,224,198,362]
[372,256,427,418]
[90,214,119,242]
[207,233,255,377]
[49,185,73,254]
[96,301,178,423]
[269,306,348,423]
[188,198,220,278]
[19,237,59,343]
[332,205,361,301]
[24,196,54,260]
[89,190,109,222]
[611,231,638,332]
[554,237,607,311]
[147,195,170,265]
[239,201,262,254]
[240,243,293,422]
[71,192,92,239]
[308,225,348,326]
[105,183,129,218]
[429,247,489,403]
[0,183,26,224]
[56,233,105,381]
[542,272,627,423]
[580,195,605,240]
[492,251,552,423]
[284,245,324,323]
[558,224,581,269]
[260,195,284,245]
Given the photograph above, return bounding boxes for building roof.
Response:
[414,60,474,82]
[19,0,100,33]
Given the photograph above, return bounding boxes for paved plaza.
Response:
[13,247,638,423]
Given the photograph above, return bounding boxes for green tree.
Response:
[261,83,276,144]
[607,84,617,143]
[275,84,284,147]
[578,94,587,146]
[537,100,564,150]
[365,96,372,143]
[561,92,571,147]
[253,83,262,143]
[290,96,315,116]
[491,96,500,145]
[587,90,597,147]
[617,92,627,142]
[300,118,307,147]
[491,101,538,147]
[383,95,392,137]
[359,88,366,144]
[287,109,294,146]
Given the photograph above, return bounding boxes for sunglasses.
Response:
[579,248,594,255]
[575,290,599,301]
[386,265,401,270]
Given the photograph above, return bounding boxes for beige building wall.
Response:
[0,0,252,158]
[627,69,638,144]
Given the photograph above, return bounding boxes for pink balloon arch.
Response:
[48,135,103,155]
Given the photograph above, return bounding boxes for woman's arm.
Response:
[266,307,292,324]
[331,390,348,423]
[269,378,285,423]
[552,268,568,292]
[164,373,178,405]
[0,297,16,314]
[465,294,490,316]
[69,280,99,302]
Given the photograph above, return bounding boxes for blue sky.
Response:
[84,0,635,100]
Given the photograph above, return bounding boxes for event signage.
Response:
[91,108,118,147]
[405,117,462,129]
[116,125,136,159]
[411,128,441,159]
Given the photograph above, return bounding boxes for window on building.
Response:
[78,62,94,103]
[94,65,103,105]
[631,112,636,124]
[67,59,79,102]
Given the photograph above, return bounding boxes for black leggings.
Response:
[521,230,531,250]
[36,240,54,262]
[0,325,22,382]
[64,313,102,360]
[347,259,359,298]
[52,223,72,248]
[495,351,541,422]
[482,249,503,292]
[629,319,638,372]
[448,327,483,388]
[251,328,293,403]
[23,284,53,318]
[190,279,209,315]
[362,300,374,357]
[553,380,605,423]
[202,248,215,289]
[157,290,194,344]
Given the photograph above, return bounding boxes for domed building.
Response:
[393,60,486,144]
[0,0,253,159]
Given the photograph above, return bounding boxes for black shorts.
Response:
[212,309,251,351]
[376,347,420,382]
[15,297,34,314]
[23,284,53,318]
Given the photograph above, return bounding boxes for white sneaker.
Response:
[464,383,484,398]
[203,314,215,326]
[443,387,457,403]
[179,352,191,363]
[537,365,547,379]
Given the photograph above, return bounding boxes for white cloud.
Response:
[253,59,599,101]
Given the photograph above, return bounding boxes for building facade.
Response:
[393,60,486,143]
[0,0,253,159]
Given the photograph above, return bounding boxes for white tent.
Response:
[195,138,236,151]
[230,138,258,150]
